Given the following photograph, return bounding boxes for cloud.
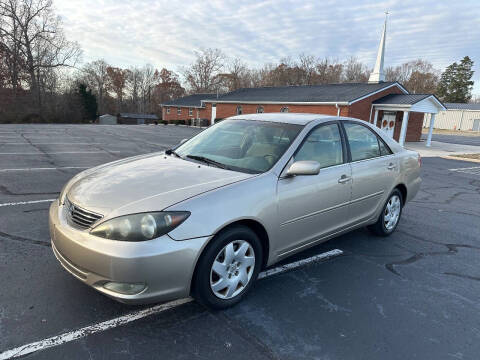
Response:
[54,0,480,93]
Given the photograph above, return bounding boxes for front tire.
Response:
[192,225,263,310]
[368,189,403,236]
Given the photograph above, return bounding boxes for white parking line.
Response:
[0,166,88,172]
[0,249,343,359]
[1,143,104,145]
[0,151,121,155]
[258,249,344,279]
[0,199,55,207]
[449,166,480,175]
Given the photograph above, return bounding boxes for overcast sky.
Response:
[55,0,480,94]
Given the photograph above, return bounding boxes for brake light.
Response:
[418,153,422,167]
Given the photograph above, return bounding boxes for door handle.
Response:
[338,175,351,184]
[387,163,396,170]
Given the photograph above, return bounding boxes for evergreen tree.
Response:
[437,56,474,103]
[77,83,98,121]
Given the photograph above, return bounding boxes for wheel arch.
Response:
[189,218,271,296]
[395,183,407,204]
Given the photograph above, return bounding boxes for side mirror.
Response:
[179,138,188,145]
[285,161,320,177]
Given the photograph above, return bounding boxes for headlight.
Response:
[90,212,190,241]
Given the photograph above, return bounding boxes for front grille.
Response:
[64,197,103,229]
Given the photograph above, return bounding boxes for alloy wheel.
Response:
[384,194,401,231]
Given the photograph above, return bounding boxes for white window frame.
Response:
[280,106,289,113]
[177,107,181,115]
[166,107,170,114]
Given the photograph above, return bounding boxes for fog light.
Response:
[103,282,146,295]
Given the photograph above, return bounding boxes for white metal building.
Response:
[98,114,117,125]
[423,103,480,131]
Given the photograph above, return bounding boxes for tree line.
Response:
[0,0,476,123]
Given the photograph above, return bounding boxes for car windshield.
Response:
[175,119,303,174]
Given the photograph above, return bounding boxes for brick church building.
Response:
[162,18,445,146]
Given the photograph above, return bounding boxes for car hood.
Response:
[67,153,253,218]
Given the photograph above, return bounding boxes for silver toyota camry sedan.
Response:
[49,113,421,309]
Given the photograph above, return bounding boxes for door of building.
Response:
[473,119,480,131]
[381,111,396,138]
[210,104,217,125]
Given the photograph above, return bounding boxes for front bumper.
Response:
[49,200,209,304]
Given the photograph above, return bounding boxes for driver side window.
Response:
[294,123,344,168]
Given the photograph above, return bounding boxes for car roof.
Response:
[227,113,336,125]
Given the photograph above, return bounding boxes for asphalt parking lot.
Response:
[1,124,480,360]
[421,132,480,146]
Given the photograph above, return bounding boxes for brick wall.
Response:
[162,106,208,122]
[347,86,403,121]
[163,84,424,141]
[391,111,423,142]
[212,103,349,120]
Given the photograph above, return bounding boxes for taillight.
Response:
[418,153,422,167]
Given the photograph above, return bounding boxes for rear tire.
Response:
[368,189,403,237]
[192,225,263,310]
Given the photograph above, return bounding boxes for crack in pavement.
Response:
[444,272,480,282]
[20,133,56,167]
[384,230,480,277]
[0,231,51,247]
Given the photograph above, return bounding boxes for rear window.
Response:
[344,123,381,161]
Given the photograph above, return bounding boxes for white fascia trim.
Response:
[446,108,480,113]
[373,104,411,108]
[161,105,204,108]
[373,105,411,112]
[201,100,350,105]
[424,95,447,111]
[349,82,409,105]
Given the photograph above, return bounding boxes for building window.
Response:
[236,105,243,115]
[280,106,289,113]
[189,108,193,116]
[256,106,264,113]
[166,107,170,114]
[177,107,181,115]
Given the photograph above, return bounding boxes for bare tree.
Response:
[343,56,369,83]
[315,58,343,84]
[298,53,317,85]
[182,48,225,92]
[82,59,109,114]
[153,68,185,104]
[139,64,158,113]
[0,0,81,111]
[125,66,141,112]
[0,1,24,91]
[385,59,440,93]
[215,58,252,92]
[106,66,128,113]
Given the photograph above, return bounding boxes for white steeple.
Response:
[368,13,388,83]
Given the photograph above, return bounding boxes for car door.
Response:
[342,122,398,225]
[276,122,352,256]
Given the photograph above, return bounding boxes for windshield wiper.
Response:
[186,155,228,169]
[165,149,181,158]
